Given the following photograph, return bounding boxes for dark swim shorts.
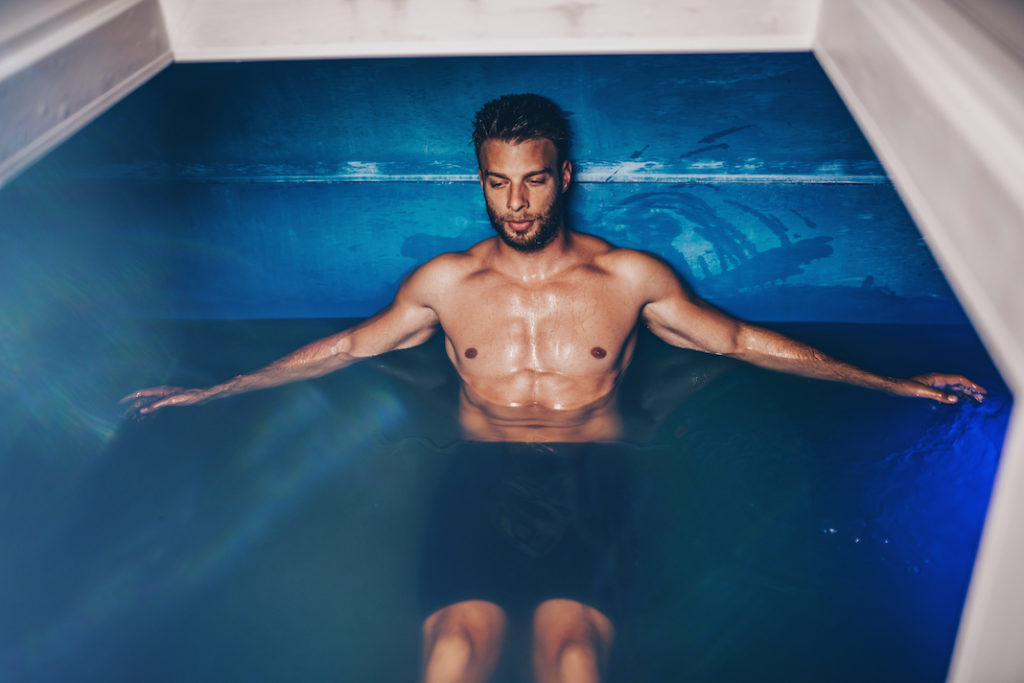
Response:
[418,442,636,623]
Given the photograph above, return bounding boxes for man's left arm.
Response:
[632,254,986,404]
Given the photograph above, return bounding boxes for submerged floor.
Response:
[0,320,1010,682]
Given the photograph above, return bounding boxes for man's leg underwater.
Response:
[422,600,507,683]
[532,599,615,683]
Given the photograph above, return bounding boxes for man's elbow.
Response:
[708,322,745,357]
[326,334,358,362]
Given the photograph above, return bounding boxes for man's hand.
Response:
[893,373,987,404]
[120,387,210,419]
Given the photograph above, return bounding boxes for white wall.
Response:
[0,0,171,186]
[159,0,820,60]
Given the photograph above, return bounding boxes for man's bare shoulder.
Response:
[400,239,494,299]
[589,240,675,282]
[416,248,475,275]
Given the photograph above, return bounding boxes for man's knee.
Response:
[422,600,506,682]
[532,598,615,663]
[424,600,507,642]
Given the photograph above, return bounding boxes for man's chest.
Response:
[435,273,641,371]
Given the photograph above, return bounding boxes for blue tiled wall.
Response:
[0,54,966,323]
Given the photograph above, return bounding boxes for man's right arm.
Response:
[121,259,448,417]
[618,249,986,404]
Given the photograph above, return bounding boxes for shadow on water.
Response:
[0,319,1011,682]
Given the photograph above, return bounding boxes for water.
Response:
[0,319,1010,682]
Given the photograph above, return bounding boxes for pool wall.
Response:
[1,54,969,325]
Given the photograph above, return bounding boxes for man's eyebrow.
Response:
[483,168,553,180]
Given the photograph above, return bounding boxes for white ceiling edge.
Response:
[161,0,820,61]
[170,36,812,62]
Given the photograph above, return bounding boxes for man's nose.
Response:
[507,183,527,212]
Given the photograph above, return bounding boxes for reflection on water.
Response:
[0,320,1010,682]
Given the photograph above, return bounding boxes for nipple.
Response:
[465,347,478,359]
[591,347,607,359]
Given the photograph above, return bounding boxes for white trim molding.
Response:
[0,0,171,186]
[159,0,820,62]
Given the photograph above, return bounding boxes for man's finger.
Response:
[917,374,988,403]
[139,397,173,414]
[939,379,987,402]
[119,387,173,404]
[916,384,958,403]
[123,400,155,420]
[934,375,986,393]
[958,378,987,393]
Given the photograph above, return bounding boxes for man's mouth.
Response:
[506,219,534,232]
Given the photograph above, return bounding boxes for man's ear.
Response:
[561,160,572,192]
[478,168,485,189]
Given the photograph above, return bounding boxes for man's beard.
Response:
[486,193,564,253]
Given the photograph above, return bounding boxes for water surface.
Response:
[0,320,1009,682]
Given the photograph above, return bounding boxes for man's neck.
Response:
[492,227,578,282]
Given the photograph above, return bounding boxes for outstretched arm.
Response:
[632,254,986,404]
[122,260,445,417]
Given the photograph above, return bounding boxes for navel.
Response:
[464,347,478,359]
[591,346,607,359]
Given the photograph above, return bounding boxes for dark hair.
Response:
[472,94,571,164]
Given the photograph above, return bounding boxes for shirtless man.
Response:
[123,94,985,683]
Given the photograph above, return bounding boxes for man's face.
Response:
[478,138,572,252]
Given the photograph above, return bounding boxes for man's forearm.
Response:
[122,305,443,416]
[729,325,900,393]
[198,334,358,402]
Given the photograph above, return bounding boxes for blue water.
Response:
[0,320,1009,682]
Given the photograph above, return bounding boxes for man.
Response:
[123,94,985,683]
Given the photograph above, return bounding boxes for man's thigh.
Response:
[418,442,635,622]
